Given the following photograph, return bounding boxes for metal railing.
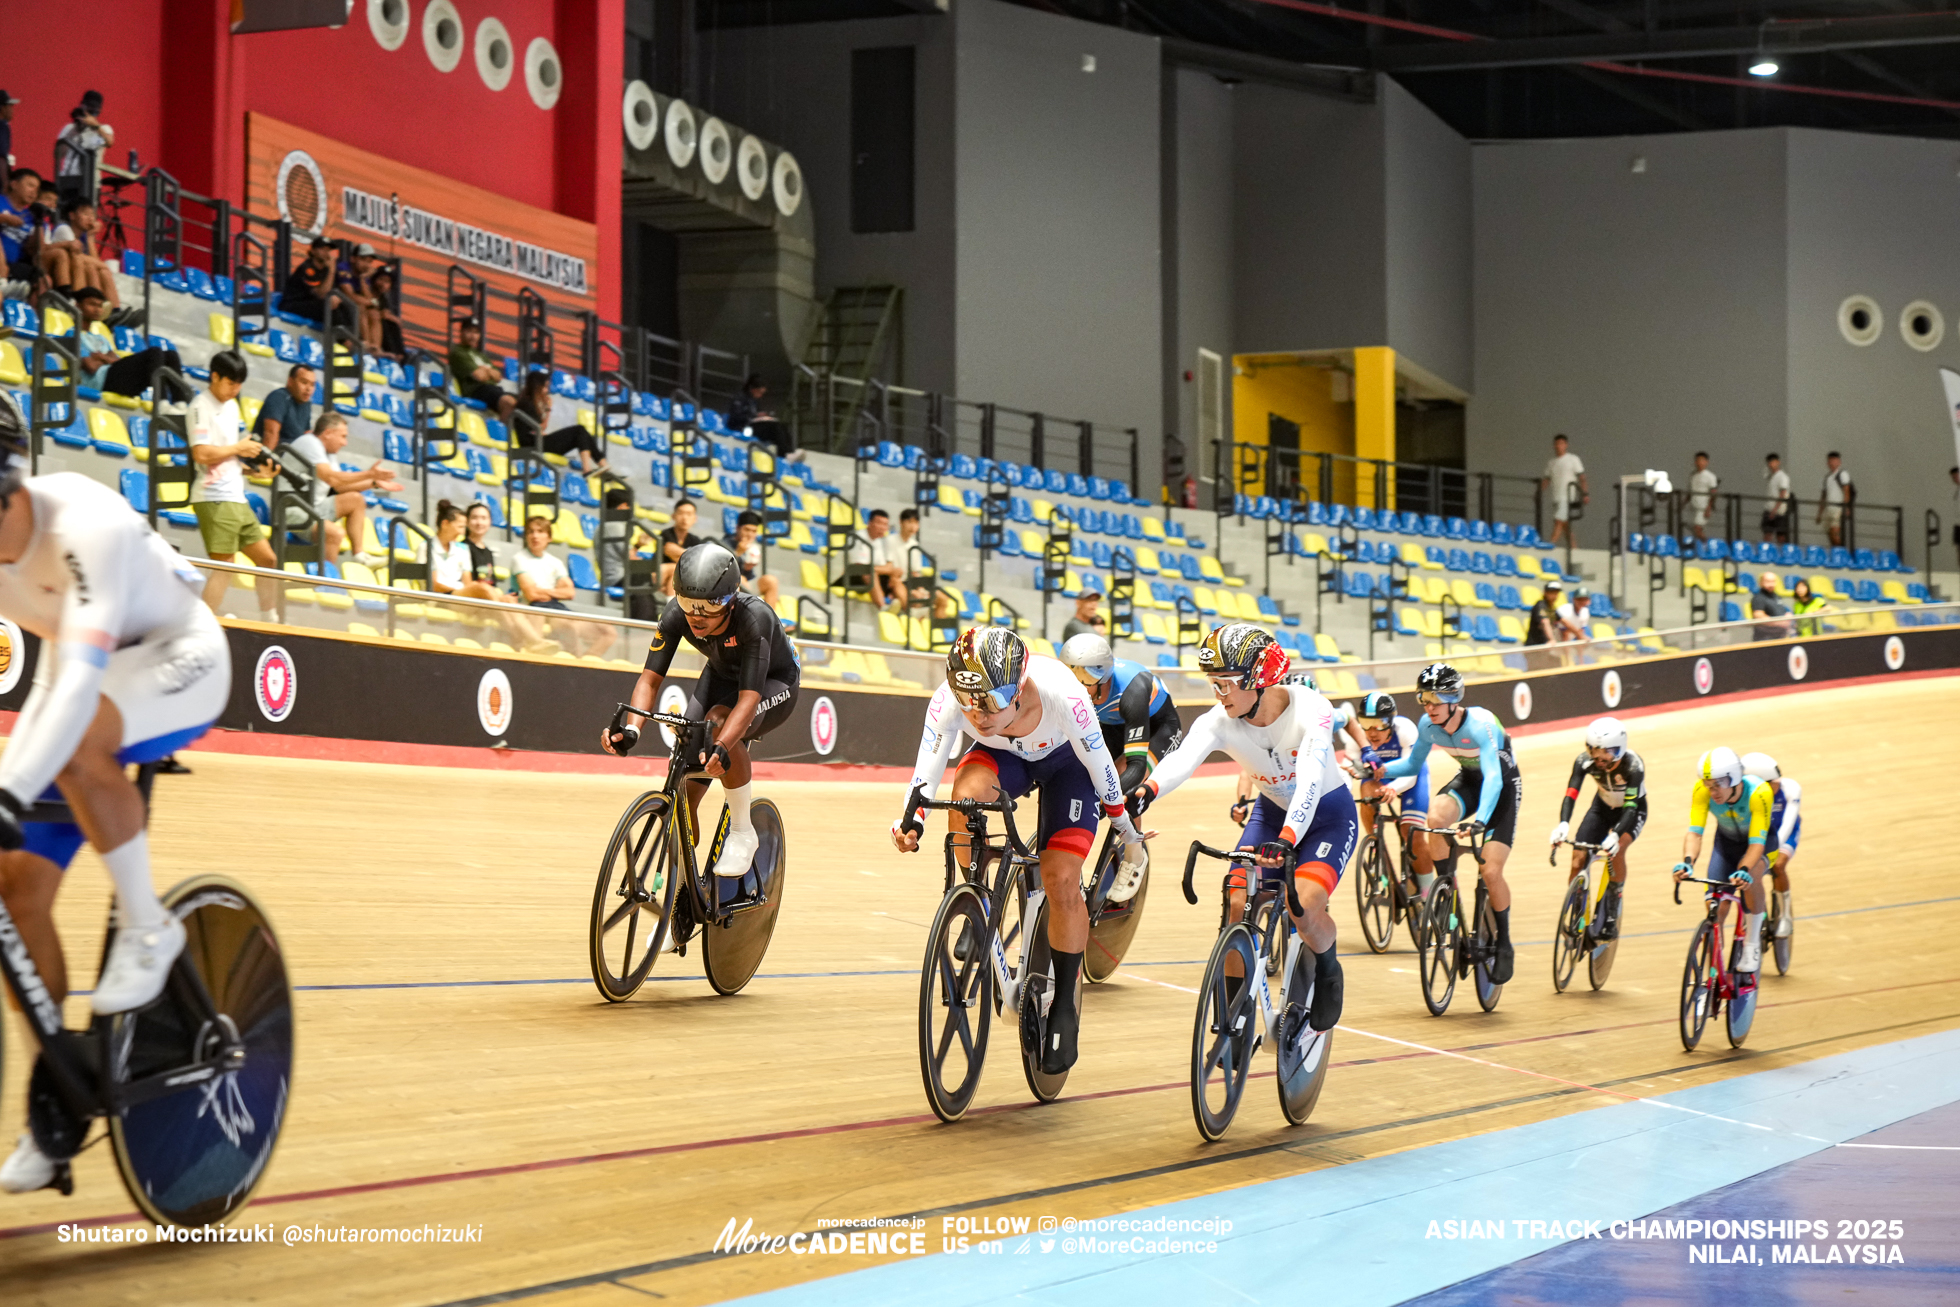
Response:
[1212,439,1541,534]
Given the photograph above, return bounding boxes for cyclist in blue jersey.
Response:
[1057,634,1184,797]
[1374,663,1524,982]
[1741,752,1798,946]
[1673,747,1772,972]
[1342,691,1434,896]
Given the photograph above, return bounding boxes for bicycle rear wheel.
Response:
[590,791,680,1001]
[1084,836,1149,984]
[1417,882,1458,1017]
[1587,888,1621,991]
[1019,899,1072,1103]
[1678,921,1717,1051]
[108,875,293,1228]
[1276,938,1332,1126]
[1725,941,1759,1048]
[1551,877,1586,993]
[1769,892,1793,975]
[1355,832,1395,954]
[702,799,789,995]
[918,883,994,1123]
[1472,886,1504,1012]
[1191,923,1260,1141]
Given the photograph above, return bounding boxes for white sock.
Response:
[1744,910,1765,950]
[724,783,754,831]
[100,832,166,930]
[1416,871,1437,897]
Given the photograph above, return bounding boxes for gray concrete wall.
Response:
[1171,66,1236,488]
[1469,130,1790,548]
[1383,80,1472,395]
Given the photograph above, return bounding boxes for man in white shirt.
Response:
[1686,452,1719,542]
[1556,586,1594,644]
[1762,453,1792,545]
[1817,451,1853,548]
[280,413,395,567]
[848,508,903,609]
[1541,434,1587,547]
[514,514,613,656]
[187,350,279,615]
[53,92,113,207]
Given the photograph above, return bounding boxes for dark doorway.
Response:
[623,220,681,341]
[1267,413,1300,499]
[851,46,916,234]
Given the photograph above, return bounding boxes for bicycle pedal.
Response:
[48,1160,73,1198]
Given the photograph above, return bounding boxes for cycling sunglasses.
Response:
[1415,689,1463,706]
[677,596,734,618]
[1357,716,1393,731]
[952,683,1018,715]
[1068,666,1110,689]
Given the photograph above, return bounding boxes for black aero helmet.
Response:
[674,542,740,614]
[0,392,26,503]
[1359,690,1397,726]
[1414,662,1464,705]
[946,625,1028,715]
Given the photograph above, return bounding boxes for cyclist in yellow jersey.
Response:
[1671,746,1771,972]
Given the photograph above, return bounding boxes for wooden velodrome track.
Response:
[2,676,1955,1305]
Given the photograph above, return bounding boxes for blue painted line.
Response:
[728,1026,1960,1307]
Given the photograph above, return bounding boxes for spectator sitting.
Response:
[52,92,112,207]
[430,499,504,603]
[365,265,405,358]
[728,372,796,462]
[253,364,315,451]
[69,287,180,397]
[725,509,781,607]
[464,501,502,587]
[1556,585,1594,643]
[188,349,280,616]
[656,497,705,596]
[342,244,384,344]
[40,197,128,323]
[278,238,349,332]
[895,507,957,618]
[514,514,613,656]
[1061,585,1106,641]
[512,370,608,475]
[849,508,904,609]
[1788,578,1829,637]
[281,412,394,567]
[1522,577,1565,669]
[597,485,660,619]
[0,168,44,295]
[1750,572,1794,641]
[446,317,517,424]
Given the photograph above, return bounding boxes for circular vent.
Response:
[1838,294,1882,347]
[736,135,769,201]
[368,0,409,51]
[422,0,464,73]
[525,37,562,110]
[772,149,804,217]
[664,100,698,169]
[699,117,733,184]
[623,81,660,152]
[475,18,513,91]
[1901,299,1945,352]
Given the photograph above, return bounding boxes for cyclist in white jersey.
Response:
[892,626,1143,1073]
[0,400,232,1193]
[1132,624,1358,1031]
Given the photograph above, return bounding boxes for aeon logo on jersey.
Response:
[254,646,297,723]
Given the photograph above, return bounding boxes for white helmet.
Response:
[1740,751,1781,783]
[1696,747,1744,790]
[1058,633,1116,687]
[1584,716,1628,762]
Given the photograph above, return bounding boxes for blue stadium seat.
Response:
[1515,524,1542,548]
[1490,521,1515,545]
[1496,584,1522,610]
[1444,517,1468,540]
[1446,548,1471,571]
[567,553,601,591]
[1878,550,1906,572]
[1426,546,1447,568]
[1473,614,1504,643]
[185,267,220,301]
[1467,520,1491,543]
[1853,548,1876,571]
[1720,600,1743,622]
[1325,503,1350,529]
[1086,476,1110,500]
[1469,550,1493,574]
[1653,535,1681,559]
[1421,515,1443,537]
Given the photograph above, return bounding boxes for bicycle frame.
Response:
[906,790,1048,1017]
[1676,876,1751,998]
[1181,842,1305,1050]
[611,703,760,929]
[1553,840,1615,931]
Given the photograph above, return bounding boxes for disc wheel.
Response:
[589,791,681,1001]
[917,884,994,1123]
[1190,922,1260,1141]
[1084,837,1149,984]
[1725,939,1759,1048]
[1678,920,1717,1051]
[1354,831,1396,954]
[1551,877,1586,993]
[1769,893,1793,976]
[1416,882,1459,1017]
[1019,899,1071,1103]
[1472,889,1505,1012]
[702,799,789,995]
[108,875,293,1228]
[1275,939,1332,1126]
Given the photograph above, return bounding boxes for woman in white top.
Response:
[429,500,500,603]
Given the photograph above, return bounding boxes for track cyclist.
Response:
[602,542,800,879]
[1130,623,1357,1033]
[1344,691,1434,897]
[1057,633,1181,901]
[891,626,1144,1074]
[0,401,233,1193]
[1671,748,1771,973]
[1374,663,1524,983]
[1548,717,1646,938]
[1740,752,1798,945]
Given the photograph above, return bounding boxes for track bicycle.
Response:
[904,790,1078,1123]
[1550,839,1621,992]
[1353,789,1421,954]
[1412,825,1504,1016]
[1083,825,1149,984]
[1180,841,1331,1141]
[588,704,788,1001]
[1674,874,1760,1051]
[1763,852,1793,975]
[0,763,294,1226]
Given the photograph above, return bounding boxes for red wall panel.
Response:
[2,0,167,184]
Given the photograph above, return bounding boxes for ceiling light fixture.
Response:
[1749,57,1779,77]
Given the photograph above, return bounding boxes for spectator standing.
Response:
[1749,573,1793,641]
[656,498,705,596]
[848,508,903,609]
[0,90,17,187]
[188,350,279,615]
[513,371,609,475]
[69,288,179,396]
[281,412,394,567]
[1686,452,1718,542]
[513,515,613,656]
[1541,434,1587,548]
[1762,453,1793,544]
[728,373,796,462]
[1817,451,1854,548]
[53,92,112,207]
[1061,585,1107,642]
[446,318,517,424]
[253,364,315,451]
[724,509,781,608]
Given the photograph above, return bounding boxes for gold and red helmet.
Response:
[1196,622,1289,690]
[945,625,1029,715]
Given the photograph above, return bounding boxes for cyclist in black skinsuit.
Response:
[602,543,800,876]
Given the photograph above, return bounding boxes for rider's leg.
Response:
[1427,791,1462,870]
[700,703,760,875]
[1038,847,1089,1073]
[946,759,1002,867]
[0,852,66,1002]
[1291,790,1357,1030]
[1771,849,1795,937]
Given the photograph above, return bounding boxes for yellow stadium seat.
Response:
[87,408,132,456]
[1133,546,1161,573]
[1451,578,1493,610]
[1019,529,1045,555]
[939,484,968,514]
[1518,584,1543,608]
[862,653,900,684]
[280,562,317,605]
[1314,633,1342,660]
[1141,516,1167,543]
[238,395,262,429]
[1498,614,1526,642]
[1418,609,1444,639]
[877,609,907,645]
[1031,498,1054,522]
[457,409,492,447]
[43,308,74,337]
[1591,622,1617,642]
[207,313,234,346]
[1198,555,1227,585]
[241,339,275,358]
[1516,555,1542,578]
[1191,585,1218,614]
[475,451,508,487]
[1302,533,1331,556]
[799,559,828,592]
[553,508,593,549]
[348,622,381,638]
[1140,612,1170,643]
[1027,636,1057,658]
[1329,669,1362,697]
[1402,542,1443,571]
[0,342,27,386]
[1882,580,1915,604]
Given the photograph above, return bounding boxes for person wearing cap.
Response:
[53,91,113,207]
[1062,584,1107,642]
[447,317,517,423]
[1523,577,1563,669]
[68,287,181,396]
[0,90,18,188]
[1555,584,1593,645]
[336,241,386,350]
[278,238,339,327]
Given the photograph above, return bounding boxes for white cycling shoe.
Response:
[0,1134,55,1194]
[714,824,759,879]
[1735,936,1763,974]
[92,914,187,1015]
[1774,891,1793,938]
[1106,848,1148,903]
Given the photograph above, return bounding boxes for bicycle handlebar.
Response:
[1550,838,1613,866]
[610,703,702,734]
[1415,823,1489,862]
[909,789,1031,855]
[1673,874,1749,905]
[1181,840,1304,919]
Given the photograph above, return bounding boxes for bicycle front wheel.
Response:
[1678,921,1717,1051]
[1769,891,1793,976]
[1472,887,1504,1012]
[702,798,789,996]
[918,883,994,1123]
[1276,938,1332,1126]
[590,791,680,1001]
[1725,940,1759,1048]
[1355,832,1395,954]
[1191,923,1261,1141]
[108,875,293,1228]
[1020,899,1072,1103]
[1551,877,1586,993]
[1417,883,1458,1017]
